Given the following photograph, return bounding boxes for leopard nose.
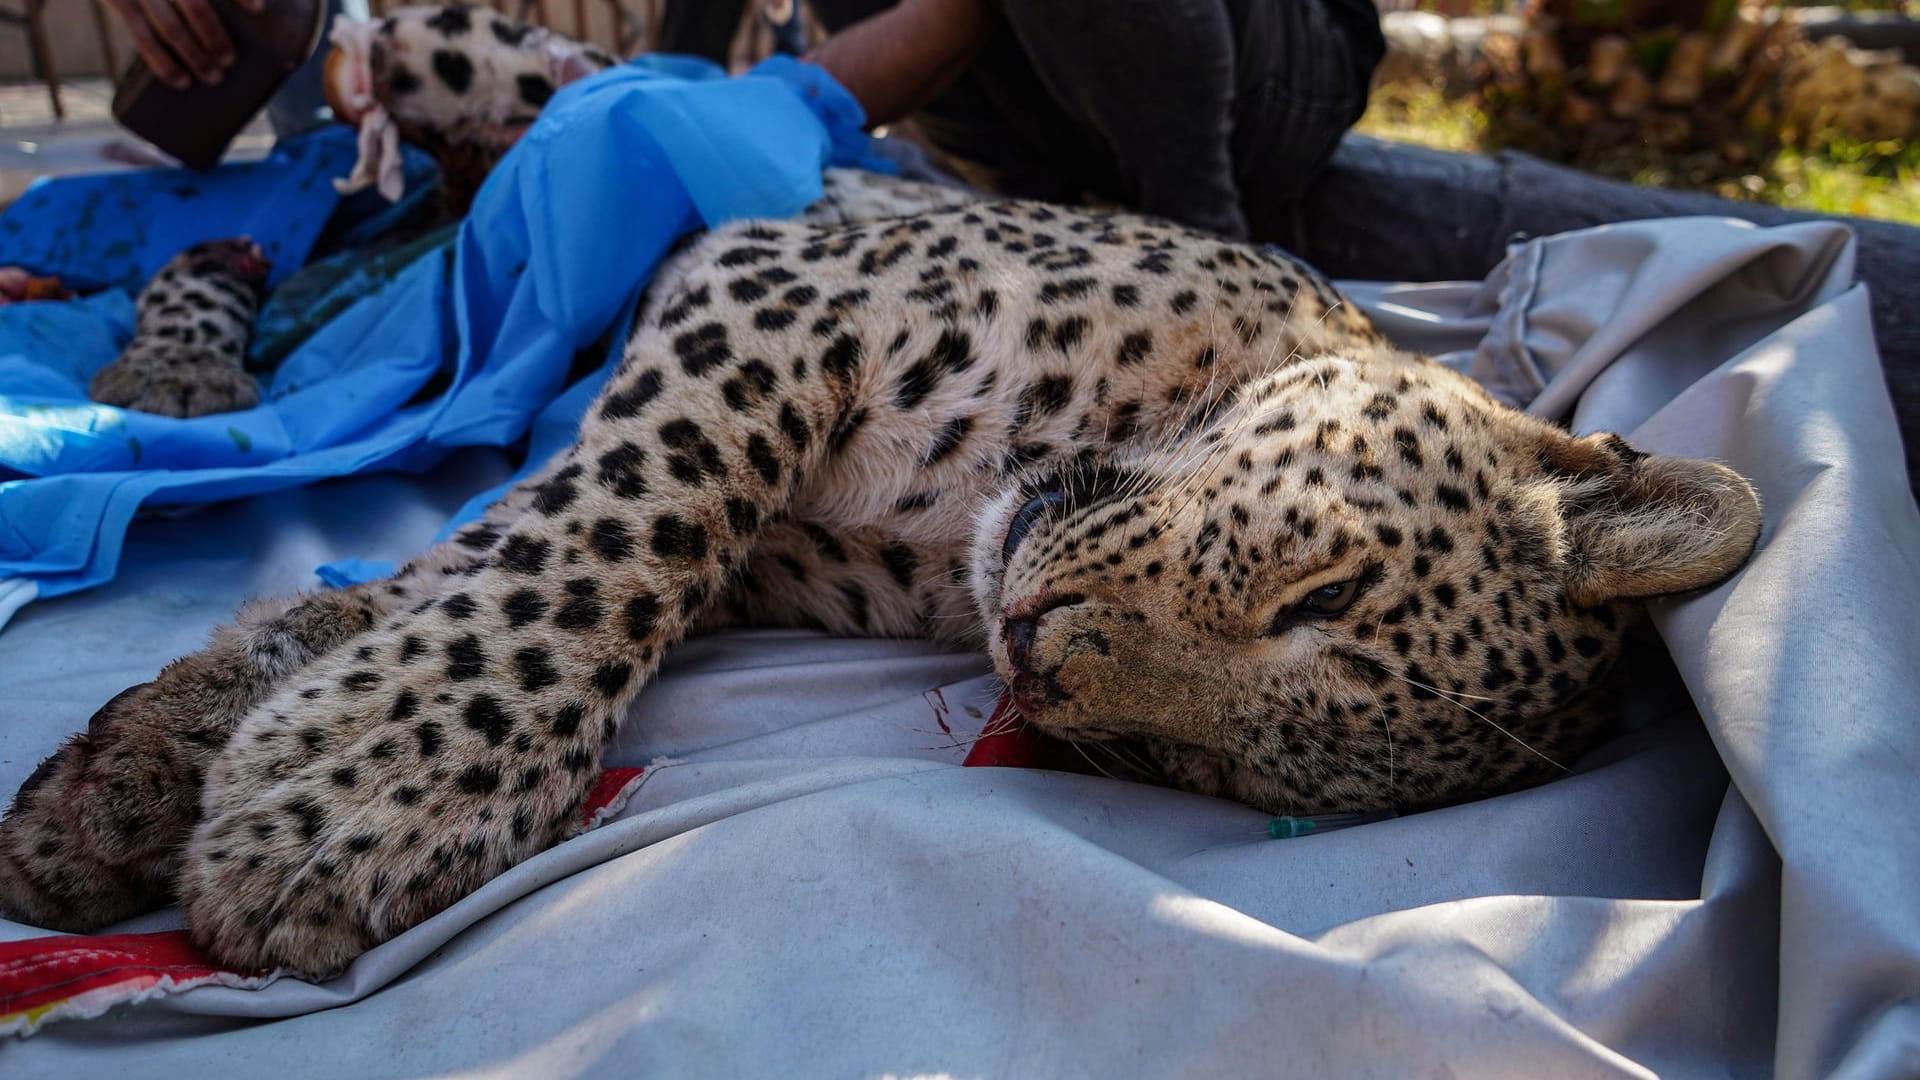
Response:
[1001,593,1084,674]
[1004,615,1038,672]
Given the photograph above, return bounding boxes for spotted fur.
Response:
[2,171,1762,976]
[86,239,268,418]
[329,5,619,207]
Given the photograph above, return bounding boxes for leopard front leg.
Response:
[0,500,533,931]
[176,331,847,976]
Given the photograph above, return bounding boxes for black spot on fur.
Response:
[651,514,709,560]
[600,369,664,421]
[592,661,634,697]
[589,518,634,562]
[1051,316,1089,352]
[1039,277,1096,304]
[881,543,918,590]
[446,635,488,680]
[391,688,420,723]
[746,432,782,483]
[625,594,660,640]
[778,402,811,450]
[426,5,472,35]
[499,530,552,572]
[721,361,779,411]
[464,694,514,746]
[455,523,502,550]
[286,796,328,841]
[822,333,863,385]
[894,328,975,409]
[594,441,650,498]
[828,407,868,453]
[529,466,582,516]
[549,702,585,738]
[515,647,560,692]
[553,579,606,630]
[922,415,974,465]
[838,583,870,630]
[718,246,779,268]
[501,588,548,628]
[728,277,769,303]
[491,16,531,44]
[659,417,727,486]
[432,50,474,93]
[675,323,733,377]
[726,496,760,535]
[458,763,501,794]
[517,73,554,107]
[803,522,848,562]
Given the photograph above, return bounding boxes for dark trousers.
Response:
[806,0,1384,242]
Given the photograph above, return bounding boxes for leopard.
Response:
[0,170,1763,979]
[86,238,270,419]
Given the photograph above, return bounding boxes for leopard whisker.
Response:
[1388,672,1568,773]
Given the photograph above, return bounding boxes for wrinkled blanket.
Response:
[0,55,884,627]
[2,211,1915,1077]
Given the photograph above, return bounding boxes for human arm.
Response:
[102,0,261,90]
[804,0,998,128]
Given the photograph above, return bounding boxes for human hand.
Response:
[104,0,264,90]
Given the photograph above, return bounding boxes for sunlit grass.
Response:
[1749,138,1920,221]
[1357,83,1920,225]
[1356,83,1489,153]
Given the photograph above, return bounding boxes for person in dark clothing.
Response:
[662,0,1385,245]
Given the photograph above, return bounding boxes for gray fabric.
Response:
[3,217,1916,1077]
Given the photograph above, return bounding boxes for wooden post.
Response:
[23,0,63,120]
[90,0,120,80]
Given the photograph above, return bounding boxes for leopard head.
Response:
[969,347,1762,814]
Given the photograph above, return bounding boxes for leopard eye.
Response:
[1264,578,1365,637]
[1300,579,1362,617]
[1002,488,1066,560]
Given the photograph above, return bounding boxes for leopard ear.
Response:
[1529,430,1763,607]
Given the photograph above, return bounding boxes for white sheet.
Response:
[3,216,1916,1078]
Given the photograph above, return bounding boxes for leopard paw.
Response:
[178,625,605,976]
[0,591,393,931]
[0,684,197,930]
[89,354,260,418]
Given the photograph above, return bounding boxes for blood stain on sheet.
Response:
[922,687,953,736]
